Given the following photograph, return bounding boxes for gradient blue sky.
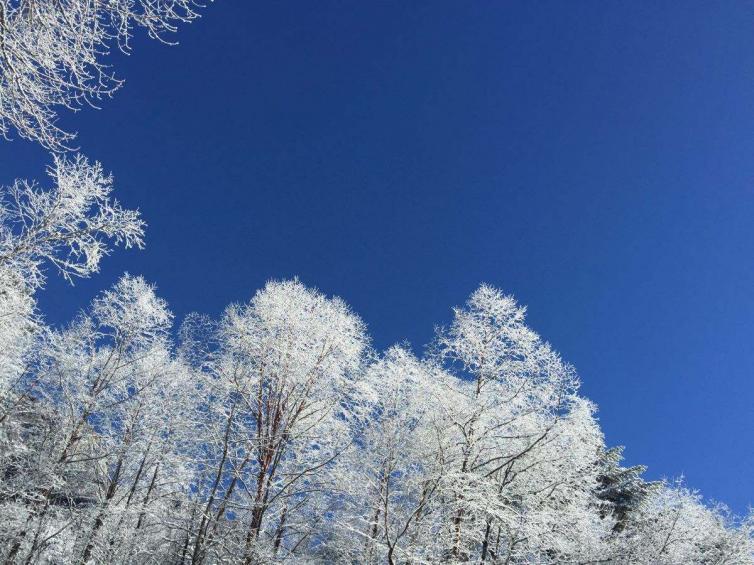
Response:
[1,1,753,513]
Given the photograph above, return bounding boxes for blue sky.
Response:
[1,1,753,513]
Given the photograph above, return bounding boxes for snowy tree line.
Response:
[1,1,753,563]
[1,156,752,563]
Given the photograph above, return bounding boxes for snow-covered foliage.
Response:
[0,153,144,288]
[0,0,202,150]
[0,160,751,563]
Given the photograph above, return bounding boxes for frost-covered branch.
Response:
[0,153,144,288]
[0,0,202,150]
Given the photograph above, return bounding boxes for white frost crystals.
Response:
[0,153,145,288]
[0,154,143,398]
[0,0,200,150]
[0,158,751,561]
[0,173,751,562]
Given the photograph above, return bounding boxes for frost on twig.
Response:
[0,0,202,151]
[0,153,145,288]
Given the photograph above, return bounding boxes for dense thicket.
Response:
[1,158,752,564]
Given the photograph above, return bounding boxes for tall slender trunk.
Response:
[363,504,381,561]
[480,476,507,561]
[480,520,492,561]
[451,453,470,560]
[178,503,199,565]
[135,462,160,531]
[273,503,288,554]
[191,405,235,565]
[80,455,124,563]
[243,467,269,562]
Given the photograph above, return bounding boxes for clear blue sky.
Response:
[1,1,752,513]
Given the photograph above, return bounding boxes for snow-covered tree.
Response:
[428,284,602,562]
[0,154,149,564]
[1,3,747,561]
[609,481,754,564]
[0,275,176,564]
[185,279,369,564]
[331,345,458,564]
[2,268,752,563]
[0,153,144,433]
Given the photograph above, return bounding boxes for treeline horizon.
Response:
[1,161,751,561]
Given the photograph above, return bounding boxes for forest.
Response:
[1,1,753,563]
